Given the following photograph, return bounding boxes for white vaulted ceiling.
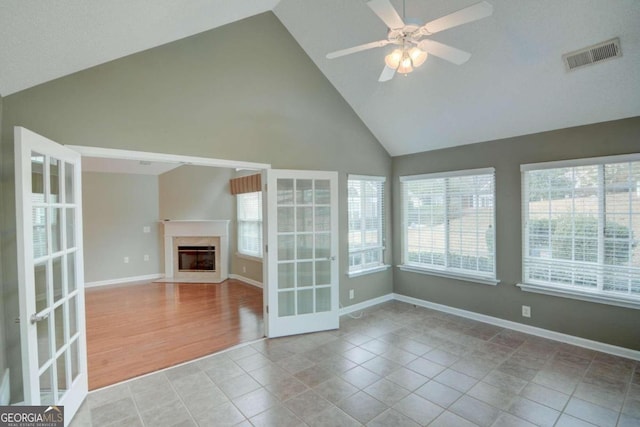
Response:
[0,0,279,95]
[1,0,639,156]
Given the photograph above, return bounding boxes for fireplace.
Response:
[178,246,216,271]
[161,220,229,283]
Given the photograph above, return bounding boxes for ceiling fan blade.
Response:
[367,0,405,29]
[422,1,493,34]
[326,40,390,59]
[418,40,471,65]
[378,65,396,82]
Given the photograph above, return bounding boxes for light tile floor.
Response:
[71,301,640,426]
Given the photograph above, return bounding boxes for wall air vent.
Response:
[563,38,621,71]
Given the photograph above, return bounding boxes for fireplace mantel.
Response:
[161,220,230,283]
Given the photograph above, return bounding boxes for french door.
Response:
[14,127,87,425]
[264,170,339,337]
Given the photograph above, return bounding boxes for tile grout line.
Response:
[161,371,199,427]
[617,363,636,427]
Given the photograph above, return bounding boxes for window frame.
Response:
[518,153,640,309]
[399,167,498,285]
[347,174,389,277]
[236,191,263,259]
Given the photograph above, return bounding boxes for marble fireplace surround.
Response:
[161,220,229,283]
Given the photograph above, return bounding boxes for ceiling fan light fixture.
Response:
[385,48,403,69]
[409,47,428,67]
[397,53,414,74]
[326,0,494,82]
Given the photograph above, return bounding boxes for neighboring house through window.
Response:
[399,168,497,285]
[347,175,387,276]
[237,191,263,258]
[519,154,640,308]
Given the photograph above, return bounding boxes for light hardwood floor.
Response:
[85,279,264,390]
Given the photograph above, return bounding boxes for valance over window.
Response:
[230,173,261,195]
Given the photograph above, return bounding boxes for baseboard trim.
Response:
[84,274,164,288]
[0,369,9,405]
[229,274,263,289]
[393,293,640,362]
[340,294,394,316]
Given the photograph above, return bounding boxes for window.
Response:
[237,191,262,258]
[520,154,640,307]
[347,175,386,275]
[400,168,497,284]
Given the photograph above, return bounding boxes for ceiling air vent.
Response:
[563,38,621,71]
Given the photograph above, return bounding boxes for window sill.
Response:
[236,252,263,263]
[398,265,500,286]
[347,265,391,278]
[517,282,640,310]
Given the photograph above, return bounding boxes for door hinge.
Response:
[265,244,268,253]
[266,305,269,314]
[264,184,267,192]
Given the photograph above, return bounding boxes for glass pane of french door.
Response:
[31,153,81,405]
[276,177,333,317]
[266,169,338,338]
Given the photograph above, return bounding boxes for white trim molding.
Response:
[393,293,640,361]
[348,174,386,182]
[518,283,640,310]
[66,145,271,171]
[339,294,394,316]
[520,152,640,172]
[229,274,263,289]
[399,265,500,286]
[400,167,495,182]
[84,273,163,288]
[347,265,391,278]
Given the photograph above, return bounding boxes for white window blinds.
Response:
[522,155,640,301]
[347,175,385,273]
[237,191,263,257]
[401,168,496,280]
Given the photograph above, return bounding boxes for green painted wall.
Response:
[82,172,161,284]
[392,116,640,350]
[0,12,392,401]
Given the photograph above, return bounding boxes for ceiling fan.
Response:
[326,0,493,82]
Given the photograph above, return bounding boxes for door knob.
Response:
[30,311,50,324]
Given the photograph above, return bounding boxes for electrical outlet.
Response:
[349,289,354,300]
[522,305,531,318]
[242,266,246,273]
[143,226,150,233]
[124,257,129,264]
[144,254,149,262]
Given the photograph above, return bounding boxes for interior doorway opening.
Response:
[71,145,270,389]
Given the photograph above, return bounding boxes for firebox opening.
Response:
[178,246,216,272]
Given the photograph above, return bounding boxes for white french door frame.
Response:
[262,169,340,338]
[14,127,87,424]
